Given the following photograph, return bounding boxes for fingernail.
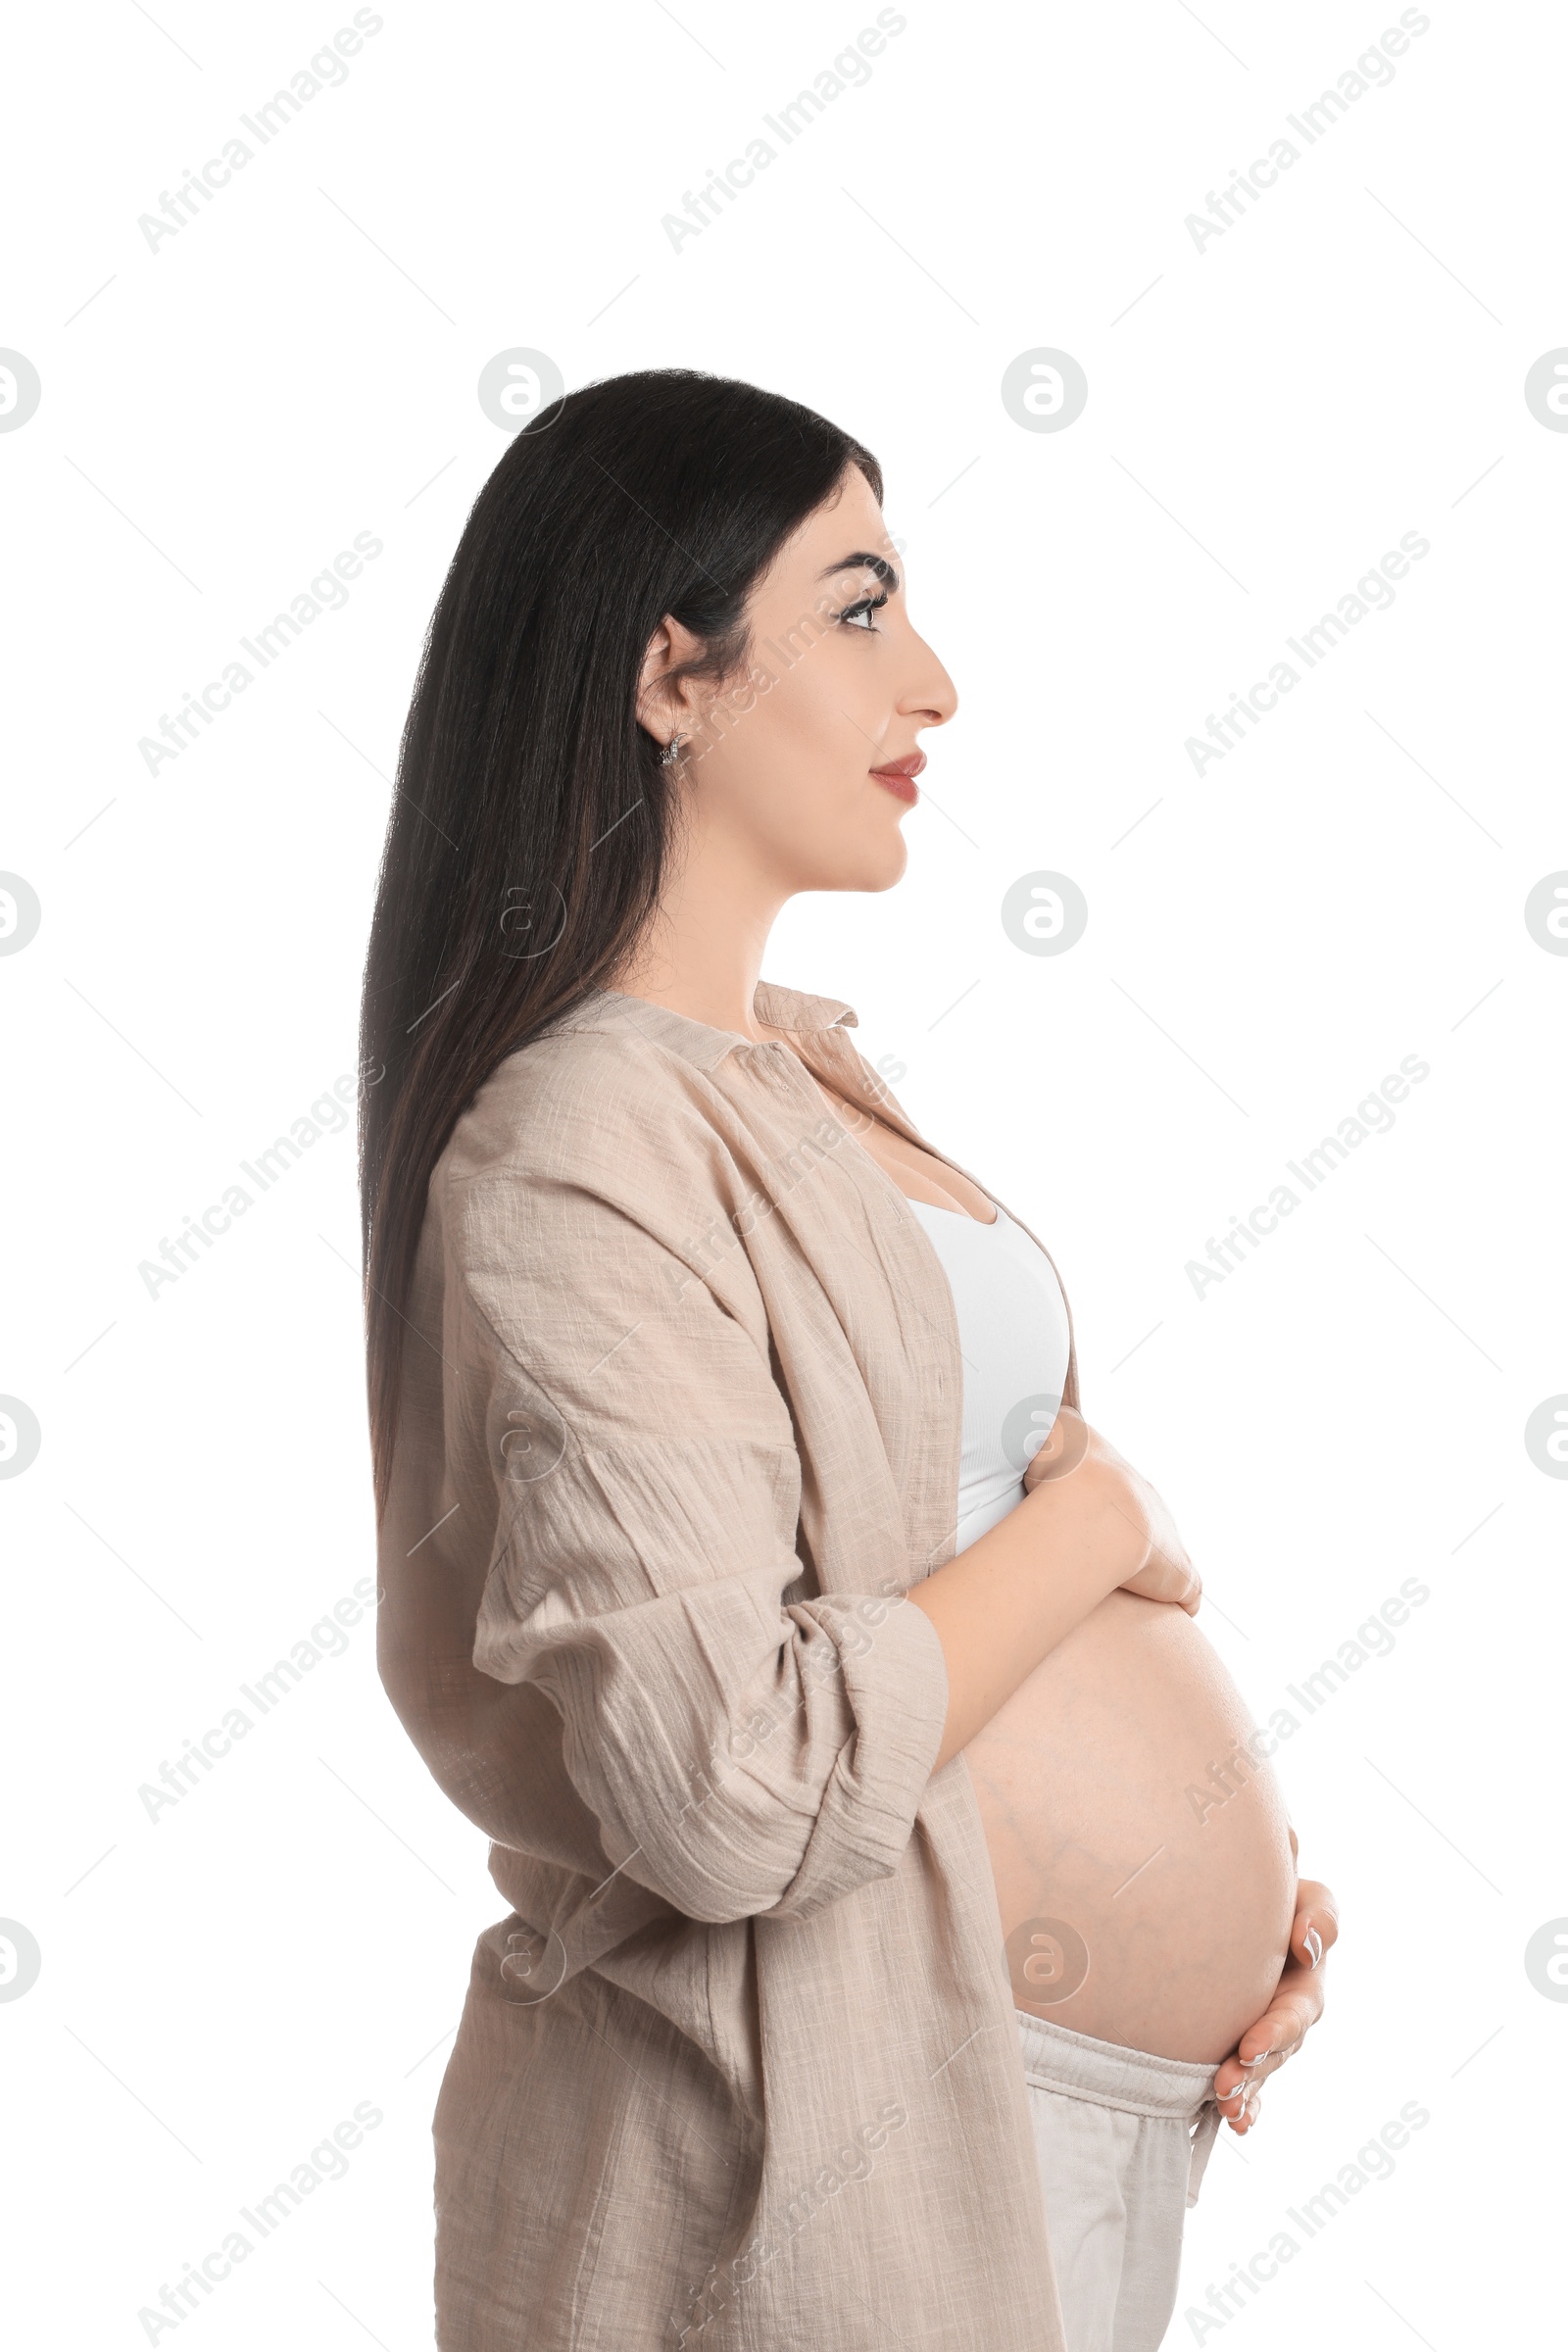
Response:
[1243,2051,1271,2067]
[1304,1926,1323,1969]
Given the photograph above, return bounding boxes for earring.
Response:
[660,735,683,766]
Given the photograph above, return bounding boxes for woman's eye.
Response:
[839,593,888,631]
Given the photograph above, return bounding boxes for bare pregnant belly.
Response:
[965,1590,1298,2064]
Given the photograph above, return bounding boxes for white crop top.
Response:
[906,1197,1072,1551]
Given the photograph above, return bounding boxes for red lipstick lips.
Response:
[869,749,925,805]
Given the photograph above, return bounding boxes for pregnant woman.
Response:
[361,368,1339,2352]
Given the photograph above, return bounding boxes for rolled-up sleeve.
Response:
[448,1160,950,1927]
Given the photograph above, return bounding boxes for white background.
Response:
[3,1,1564,2344]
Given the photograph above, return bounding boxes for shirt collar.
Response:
[581,981,859,1073]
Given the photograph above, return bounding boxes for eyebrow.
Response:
[816,550,900,591]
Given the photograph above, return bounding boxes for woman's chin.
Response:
[840,828,910,893]
[790,848,908,895]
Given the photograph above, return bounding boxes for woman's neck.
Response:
[608,864,785,1041]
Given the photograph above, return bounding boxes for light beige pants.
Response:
[1016,2008,1221,2352]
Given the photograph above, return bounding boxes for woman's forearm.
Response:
[906,1474,1133,1772]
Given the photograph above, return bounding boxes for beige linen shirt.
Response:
[377,979,1081,2351]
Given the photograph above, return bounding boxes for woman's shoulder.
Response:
[434,991,729,1204]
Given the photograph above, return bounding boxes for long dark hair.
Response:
[358,368,882,1517]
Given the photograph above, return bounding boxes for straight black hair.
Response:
[357,368,882,1515]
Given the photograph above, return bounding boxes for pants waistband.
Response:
[1014,2007,1217,2121]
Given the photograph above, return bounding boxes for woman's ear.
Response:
[636,614,706,750]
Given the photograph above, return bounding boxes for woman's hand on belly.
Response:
[1212,1856,1341,2133]
[1024,1408,1200,1616]
[909,1411,1202,1773]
